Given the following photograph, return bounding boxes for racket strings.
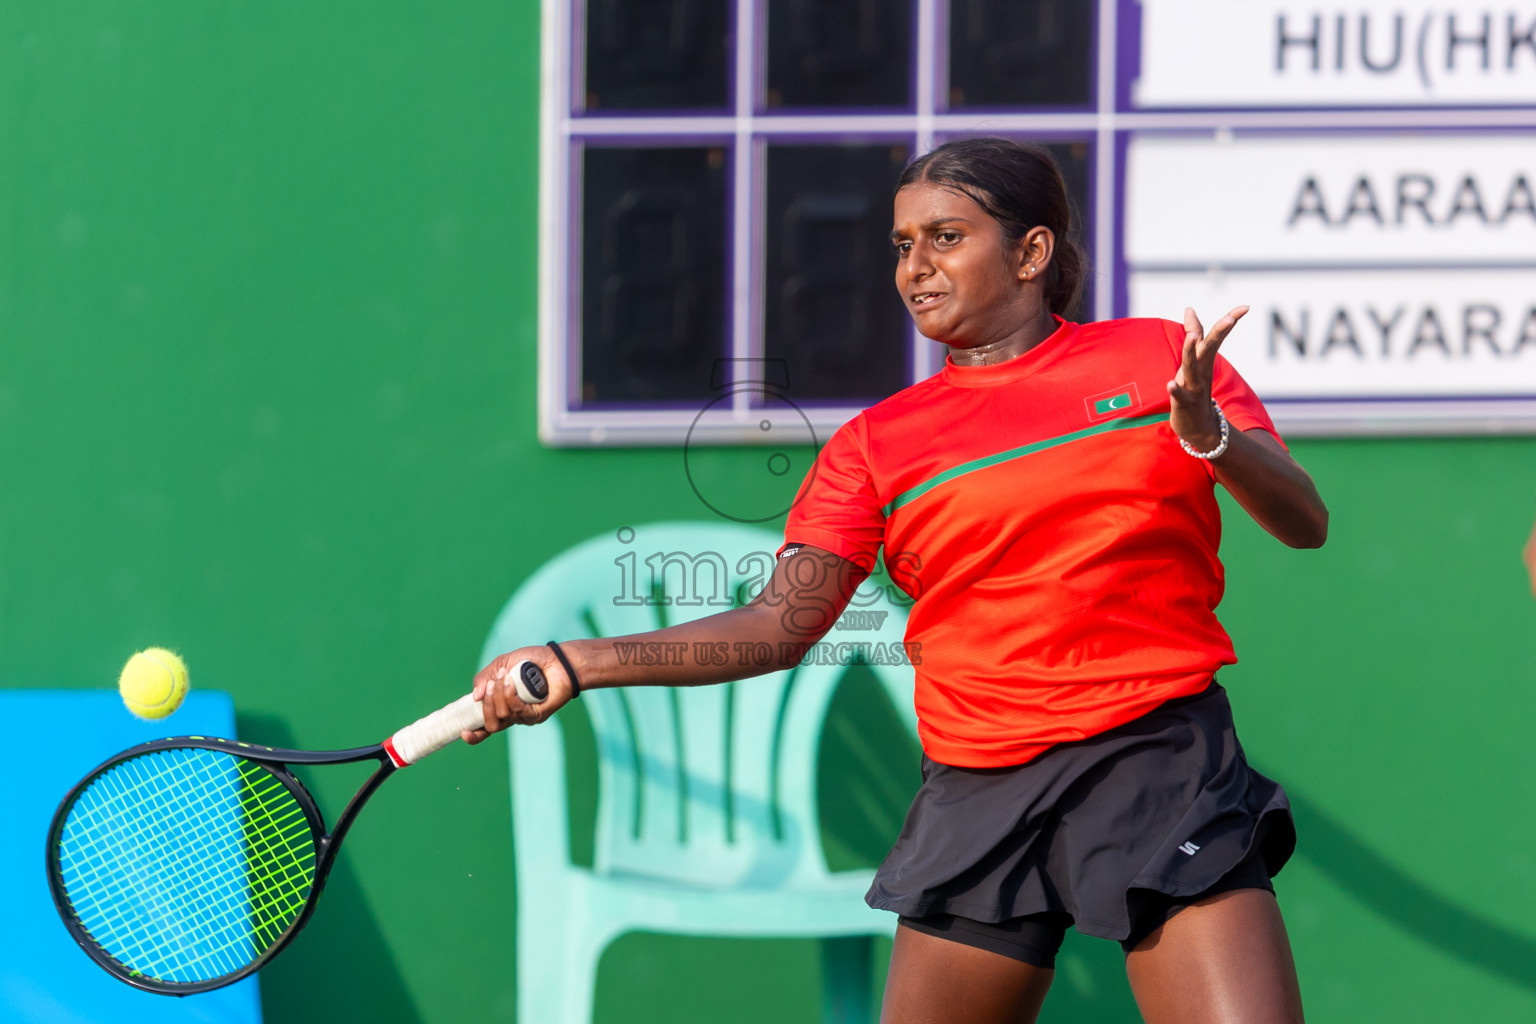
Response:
[65,751,315,980]
[236,761,317,947]
[65,755,253,977]
[55,748,318,984]
[61,752,267,980]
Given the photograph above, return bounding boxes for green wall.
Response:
[3,5,1535,1022]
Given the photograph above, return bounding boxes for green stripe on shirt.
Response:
[880,412,1165,516]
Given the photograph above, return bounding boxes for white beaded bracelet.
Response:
[1178,400,1230,460]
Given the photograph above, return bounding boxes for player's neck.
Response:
[948,308,1057,367]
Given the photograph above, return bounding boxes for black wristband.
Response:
[545,641,581,699]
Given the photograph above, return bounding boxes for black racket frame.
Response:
[46,734,399,996]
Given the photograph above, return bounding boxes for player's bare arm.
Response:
[467,545,866,737]
[1169,305,1329,550]
[1524,513,1536,599]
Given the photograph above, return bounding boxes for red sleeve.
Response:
[779,414,886,572]
[1161,319,1286,450]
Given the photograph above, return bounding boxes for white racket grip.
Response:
[385,694,484,767]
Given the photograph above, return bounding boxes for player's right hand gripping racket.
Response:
[45,660,548,995]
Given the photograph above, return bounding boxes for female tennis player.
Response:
[472,137,1326,1024]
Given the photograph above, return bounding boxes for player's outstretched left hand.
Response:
[1168,305,1248,453]
[464,645,575,742]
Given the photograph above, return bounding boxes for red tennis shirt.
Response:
[782,317,1283,768]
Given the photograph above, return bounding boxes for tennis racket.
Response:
[45,659,549,995]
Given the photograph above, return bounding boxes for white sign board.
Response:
[1126,134,1536,266]
[1125,133,1536,431]
[1130,268,1536,394]
[1136,0,1536,108]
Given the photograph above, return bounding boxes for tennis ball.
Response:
[119,648,190,720]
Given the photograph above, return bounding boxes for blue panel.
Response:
[1,690,264,1024]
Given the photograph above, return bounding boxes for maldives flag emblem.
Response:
[1085,383,1142,419]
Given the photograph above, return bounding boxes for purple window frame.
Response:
[539,0,1109,447]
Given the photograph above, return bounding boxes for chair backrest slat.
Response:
[728,672,792,849]
[673,681,729,846]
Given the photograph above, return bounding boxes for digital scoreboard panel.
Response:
[540,0,1536,444]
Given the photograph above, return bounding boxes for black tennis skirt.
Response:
[866,681,1295,942]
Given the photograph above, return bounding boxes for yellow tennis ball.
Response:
[119,648,190,720]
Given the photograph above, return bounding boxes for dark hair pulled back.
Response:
[897,137,1085,317]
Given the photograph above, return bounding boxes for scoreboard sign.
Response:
[1126,135,1535,400]
[1138,1,1536,108]
[540,0,1536,443]
[1125,0,1536,434]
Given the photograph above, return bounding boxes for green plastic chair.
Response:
[480,522,917,1024]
